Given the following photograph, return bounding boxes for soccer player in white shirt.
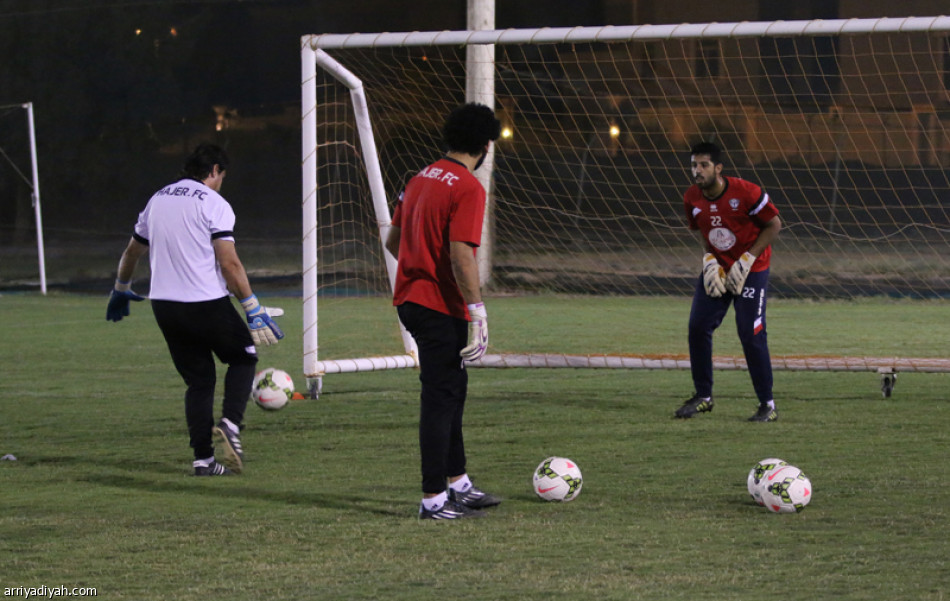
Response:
[106,144,284,476]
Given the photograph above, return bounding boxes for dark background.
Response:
[0,0,604,264]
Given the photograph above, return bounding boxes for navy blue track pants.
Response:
[688,269,773,404]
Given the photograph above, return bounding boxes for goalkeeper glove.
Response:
[240,294,284,346]
[726,252,756,295]
[460,302,488,362]
[106,280,145,322]
[702,253,726,298]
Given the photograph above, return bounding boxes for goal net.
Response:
[301,17,950,394]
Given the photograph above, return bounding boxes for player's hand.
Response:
[702,253,726,298]
[726,252,756,295]
[460,302,488,362]
[106,281,145,322]
[240,294,284,346]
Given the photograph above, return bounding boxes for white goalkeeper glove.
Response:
[240,294,284,346]
[726,252,756,295]
[702,253,726,298]
[460,302,488,362]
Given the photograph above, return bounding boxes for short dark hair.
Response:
[181,143,229,180]
[442,103,501,155]
[690,141,722,165]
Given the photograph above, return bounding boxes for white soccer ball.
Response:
[760,465,813,513]
[533,456,583,502]
[746,457,788,506]
[251,368,294,411]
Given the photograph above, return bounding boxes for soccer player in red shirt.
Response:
[385,103,502,519]
[676,142,782,422]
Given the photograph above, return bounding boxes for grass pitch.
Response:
[1,293,948,600]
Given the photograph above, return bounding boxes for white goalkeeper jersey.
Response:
[133,178,236,302]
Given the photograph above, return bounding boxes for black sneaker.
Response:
[449,486,502,509]
[212,420,244,474]
[674,395,714,418]
[748,405,778,422]
[194,461,234,476]
[419,499,487,520]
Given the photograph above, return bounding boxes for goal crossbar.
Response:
[304,16,950,49]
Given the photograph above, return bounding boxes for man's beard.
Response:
[474,149,488,171]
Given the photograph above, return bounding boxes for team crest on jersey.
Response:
[710,204,718,212]
[729,198,740,210]
[708,227,736,251]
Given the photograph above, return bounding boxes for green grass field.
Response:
[1,293,949,600]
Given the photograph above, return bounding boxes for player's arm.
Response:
[450,240,481,305]
[451,240,487,361]
[748,215,781,257]
[106,237,148,322]
[116,237,148,283]
[385,225,401,259]
[214,238,253,299]
[215,239,284,346]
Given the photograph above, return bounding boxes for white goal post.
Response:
[301,16,950,397]
[0,102,47,294]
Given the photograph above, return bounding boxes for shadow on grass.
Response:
[79,472,408,517]
[15,453,407,518]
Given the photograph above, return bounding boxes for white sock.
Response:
[765,400,775,410]
[421,491,448,511]
[449,474,472,493]
[193,457,214,468]
[221,417,239,434]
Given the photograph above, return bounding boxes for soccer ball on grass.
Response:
[251,368,294,411]
[760,464,812,513]
[533,456,583,502]
[746,457,788,506]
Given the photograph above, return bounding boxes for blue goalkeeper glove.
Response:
[240,294,284,346]
[106,280,145,322]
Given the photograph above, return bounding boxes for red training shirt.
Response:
[391,157,486,320]
[684,176,779,271]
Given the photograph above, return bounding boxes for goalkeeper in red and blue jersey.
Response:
[676,142,782,422]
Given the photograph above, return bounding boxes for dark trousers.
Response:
[152,297,258,460]
[397,302,469,495]
[688,269,773,404]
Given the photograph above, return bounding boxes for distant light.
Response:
[216,123,223,132]
[170,27,178,37]
[420,54,428,62]
[135,28,142,35]
[501,127,513,139]
[609,125,620,138]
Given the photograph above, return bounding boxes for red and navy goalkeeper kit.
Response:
[684,176,779,405]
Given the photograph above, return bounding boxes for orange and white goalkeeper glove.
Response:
[460,302,488,362]
[726,252,756,295]
[702,253,726,298]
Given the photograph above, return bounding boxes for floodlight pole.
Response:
[23,102,47,294]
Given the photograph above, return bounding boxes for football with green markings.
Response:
[760,465,813,513]
[533,456,583,502]
[746,457,788,506]
[251,368,294,411]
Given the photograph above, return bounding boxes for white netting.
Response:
[309,28,950,300]
[302,20,950,381]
